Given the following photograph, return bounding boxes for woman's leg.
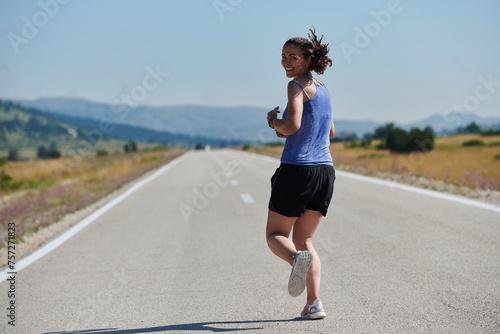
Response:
[292,209,323,305]
[266,210,298,266]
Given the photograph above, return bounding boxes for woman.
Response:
[266,27,335,320]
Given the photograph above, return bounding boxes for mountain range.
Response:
[0,100,227,158]
[18,97,500,141]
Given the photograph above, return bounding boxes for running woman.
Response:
[266,27,335,320]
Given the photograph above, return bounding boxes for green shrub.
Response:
[462,139,485,147]
[147,145,168,151]
[359,154,385,159]
[344,139,372,149]
[140,155,162,163]
[96,149,109,157]
[9,179,50,191]
[481,129,500,136]
[0,169,12,190]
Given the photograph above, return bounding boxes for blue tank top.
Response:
[281,76,333,166]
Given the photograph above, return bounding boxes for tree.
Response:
[3,116,22,131]
[465,122,480,134]
[124,141,138,153]
[46,142,61,159]
[343,133,358,142]
[49,148,61,159]
[37,144,61,159]
[26,117,42,132]
[8,149,20,161]
[37,145,49,159]
[373,122,395,140]
[420,126,435,152]
[361,133,373,147]
[386,128,410,152]
[386,126,435,153]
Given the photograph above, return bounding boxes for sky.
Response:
[0,0,499,124]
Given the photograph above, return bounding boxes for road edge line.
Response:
[244,150,500,213]
[0,151,192,282]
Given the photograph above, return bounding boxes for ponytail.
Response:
[307,27,333,74]
[284,26,333,75]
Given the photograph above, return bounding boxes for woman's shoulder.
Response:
[289,75,318,101]
[291,75,314,87]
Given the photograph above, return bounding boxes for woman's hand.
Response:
[267,106,280,123]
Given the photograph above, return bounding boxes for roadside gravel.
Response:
[337,163,500,206]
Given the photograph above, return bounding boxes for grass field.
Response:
[246,134,500,191]
[0,149,186,247]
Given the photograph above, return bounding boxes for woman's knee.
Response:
[267,231,289,243]
[266,232,275,245]
[292,236,313,250]
[266,232,279,247]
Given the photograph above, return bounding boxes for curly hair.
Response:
[284,27,333,75]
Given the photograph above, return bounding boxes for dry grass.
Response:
[0,149,186,247]
[244,134,500,191]
[2,150,181,195]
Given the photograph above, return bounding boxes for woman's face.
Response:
[281,44,311,79]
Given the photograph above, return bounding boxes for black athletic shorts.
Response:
[268,163,336,217]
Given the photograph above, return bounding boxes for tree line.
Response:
[338,123,436,153]
[372,123,435,153]
[338,120,499,154]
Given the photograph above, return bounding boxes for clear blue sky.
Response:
[1,0,499,123]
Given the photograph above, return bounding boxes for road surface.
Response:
[1,149,499,333]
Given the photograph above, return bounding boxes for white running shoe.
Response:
[301,299,326,320]
[288,250,313,297]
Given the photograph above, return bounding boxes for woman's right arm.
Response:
[271,81,304,136]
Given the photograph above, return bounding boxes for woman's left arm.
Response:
[330,121,335,138]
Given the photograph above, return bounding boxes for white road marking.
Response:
[240,193,254,203]
[0,151,192,282]
[250,150,500,213]
[231,179,239,186]
[335,170,500,213]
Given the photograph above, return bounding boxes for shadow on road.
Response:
[43,318,302,333]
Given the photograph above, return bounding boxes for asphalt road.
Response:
[1,149,499,333]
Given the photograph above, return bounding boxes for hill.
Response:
[45,112,233,147]
[0,100,227,155]
[19,97,267,142]
[404,112,500,134]
[19,97,384,140]
[18,97,500,140]
[0,100,222,159]
[0,99,98,157]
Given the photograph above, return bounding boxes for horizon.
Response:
[1,1,499,126]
